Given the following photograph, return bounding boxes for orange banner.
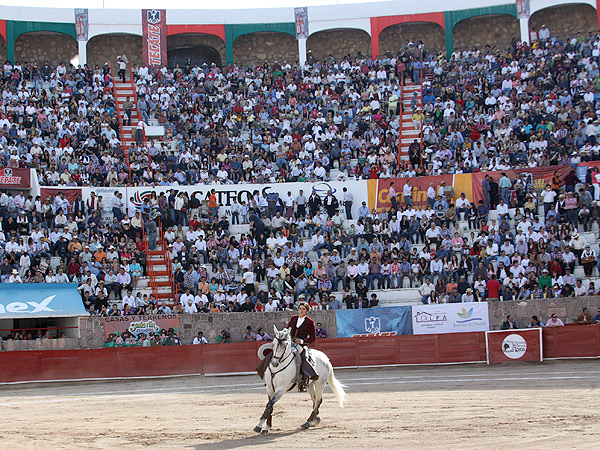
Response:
[376,175,453,211]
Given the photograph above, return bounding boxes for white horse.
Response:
[254,326,346,434]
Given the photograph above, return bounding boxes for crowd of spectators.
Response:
[2,26,600,317]
[0,29,596,189]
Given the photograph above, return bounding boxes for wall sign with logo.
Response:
[103,314,179,342]
[335,306,412,337]
[486,329,543,364]
[412,303,490,335]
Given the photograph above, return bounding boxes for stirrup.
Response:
[298,383,307,392]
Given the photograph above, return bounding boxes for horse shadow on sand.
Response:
[192,428,303,450]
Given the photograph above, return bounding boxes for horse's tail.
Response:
[327,366,346,408]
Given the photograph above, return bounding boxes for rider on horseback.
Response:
[256,301,319,390]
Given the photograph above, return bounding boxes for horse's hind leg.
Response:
[255,389,284,434]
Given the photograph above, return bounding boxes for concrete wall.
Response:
[2,296,598,351]
[379,23,446,56]
[453,15,520,51]
[73,310,337,349]
[232,32,298,66]
[15,33,78,66]
[178,310,337,344]
[529,4,598,39]
[307,28,372,61]
[87,34,143,68]
[487,296,600,329]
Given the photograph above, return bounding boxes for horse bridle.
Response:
[269,336,295,378]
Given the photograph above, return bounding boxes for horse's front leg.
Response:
[301,382,318,429]
[302,380,325,429]
[254,389,284,434]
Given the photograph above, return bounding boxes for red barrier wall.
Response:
[0,328,598,383]
[542,324,600,359]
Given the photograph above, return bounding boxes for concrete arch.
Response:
[379,22,446,56]
[87,33,143,68]
[15,31,78,66]
[529,3,598,41]
[232,32,298,67]
[167,33,225,68]
[452,14,520,53]
[307,28,372,62]
[12,21,76,41]
[225,23,295,64]
[444,5,517,58]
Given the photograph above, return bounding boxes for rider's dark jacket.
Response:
[287,315,316,346]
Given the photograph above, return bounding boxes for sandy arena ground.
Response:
[0,360,599,449]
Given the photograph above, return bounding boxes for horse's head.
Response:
[271,326,291,367]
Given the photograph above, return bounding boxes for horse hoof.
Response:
[261,430,269,435]
[313,417,321,426]
[253,426,262,433]
[301,421,311,429]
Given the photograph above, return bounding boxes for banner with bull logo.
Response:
[335,306,412,337]
[142,9,167,67]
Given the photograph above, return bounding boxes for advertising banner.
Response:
[40,187,82,207]
[294,7,309,39]
[0,283,88,318]
[142,9,167,67]
[486,328,543,364]
[576,160,600,185]
[103,314,179,343]
[336,306,412,337]
[412,302,489,335]
[516,0,530,19]
[470,165,572,206]
[0,167,31,189]
[74,8,89,41]
[376,174,453,211]
[38,180,369,222]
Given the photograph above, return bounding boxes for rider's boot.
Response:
[256,353,272,380]
[298,374,308,392]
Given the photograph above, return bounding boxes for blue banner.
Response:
[0,283,88,318]
[335,306,412,337]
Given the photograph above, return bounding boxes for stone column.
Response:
[519,17,530,45]
[78,40,87,67]
[298,37,307,68]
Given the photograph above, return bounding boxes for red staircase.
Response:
[398,81,422,163]
[146,221,176,305]
[111,65,152,180]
